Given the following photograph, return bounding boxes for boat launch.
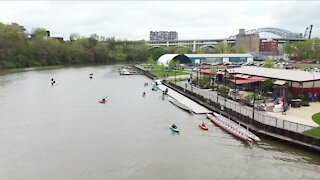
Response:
[169,97,193,114]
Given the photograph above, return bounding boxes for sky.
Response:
[0,1,319,40]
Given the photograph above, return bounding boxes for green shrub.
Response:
[301,101,310,106]
[312,113,320,125]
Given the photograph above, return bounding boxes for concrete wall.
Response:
[236,34,260,53]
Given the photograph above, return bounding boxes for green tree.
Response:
[148,47,166,62]
[214,42,231,54]
[168,60,176,69]
[263,60,274,68]
[174,46,192,54]
[231,45,247,53]
[195,48,206,53]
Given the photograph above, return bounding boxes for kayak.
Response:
[170,126,179,133]
[199,124,209,130]
[99,100,106,104]
[50,81,58,86]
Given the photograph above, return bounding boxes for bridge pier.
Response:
[193,40,196,53]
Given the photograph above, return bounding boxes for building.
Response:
[157,54,254,65]
[235,29,260,53]
[150,31,178,41]
[186,54,254,64]
[260,39,278,54]
[228,66,320,98]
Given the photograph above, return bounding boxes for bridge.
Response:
[146,27,307,52]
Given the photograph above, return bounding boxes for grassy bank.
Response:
[303,127,320,139]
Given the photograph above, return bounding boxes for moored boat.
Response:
[213,113,260,142]
[119,68,136,75]
[206,113,253,143]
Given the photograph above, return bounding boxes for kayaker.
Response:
[172,123,177,129]
[201,122,206,126]
[100,98,106,103]
[142,92,146,96]
[165,88,168,95]
[51,78,56,85]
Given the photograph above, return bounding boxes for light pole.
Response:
[252,89,256,120]
[224,69,227,107]
[174,68,177,84]
[196,64,199,86]
[234,76,237,100]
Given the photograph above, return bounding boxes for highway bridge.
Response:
[146,27,307,52]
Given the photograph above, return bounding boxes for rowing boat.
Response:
[206,113,254,143]
[213,113,260,141]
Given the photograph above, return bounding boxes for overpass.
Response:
[146,27,307,52]
[146,38,305,52]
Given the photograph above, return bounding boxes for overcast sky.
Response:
[0,1,319,40]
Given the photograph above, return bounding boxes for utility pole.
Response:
[252,88,257,120]
[224,68,227,107]
[174,68,177,84]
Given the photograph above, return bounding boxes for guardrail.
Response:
[165,81,320,148]
[133,65,320,149]
[174,82,314,133]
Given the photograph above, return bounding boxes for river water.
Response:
[0,65,319,180]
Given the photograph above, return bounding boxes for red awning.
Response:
[200,69,216,75]
[230,77,266,84]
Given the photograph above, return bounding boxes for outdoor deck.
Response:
[176,81,318,132]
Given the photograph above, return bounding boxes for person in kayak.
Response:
[51,78,56,85]
[172,123,177,129]
[201,122,206,126]
[164,88,168,95]
[142,92,146,96]
[100,98,106,103]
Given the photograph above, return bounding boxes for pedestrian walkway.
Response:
[157,83,212,114]
[175,81,317,133]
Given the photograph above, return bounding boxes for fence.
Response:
[174,82,314,133]
[133,65,320,149]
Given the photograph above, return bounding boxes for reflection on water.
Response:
[0,65,319,180]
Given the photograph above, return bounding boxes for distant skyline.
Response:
[0,1,319,40]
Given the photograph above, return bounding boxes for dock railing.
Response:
[173,82,314,133]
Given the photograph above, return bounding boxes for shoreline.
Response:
[133,64,320,153]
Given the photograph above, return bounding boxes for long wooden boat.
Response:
[169,98,193,114]
[214,113,261,141]
[206,113,253,143]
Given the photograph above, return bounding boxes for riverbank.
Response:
[133,65,320,153]
[0,62,129,76]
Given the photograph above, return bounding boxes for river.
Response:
[0,65,319,180]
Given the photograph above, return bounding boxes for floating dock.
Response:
[157,83,212,114]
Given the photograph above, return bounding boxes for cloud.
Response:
[0,1,319,40]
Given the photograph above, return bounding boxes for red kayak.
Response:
[199,124,208,130]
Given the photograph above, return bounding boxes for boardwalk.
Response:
[176,81,316,133]
[157,83,212,114]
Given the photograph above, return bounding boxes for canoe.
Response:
[199,124,209,130]
[170,126,179,133]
